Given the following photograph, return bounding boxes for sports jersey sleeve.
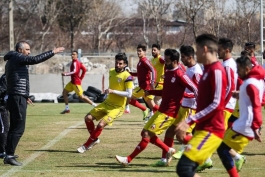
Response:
[180,74,198,98]
[129,72,138,77]
[65,62,78,76]
[148,89,163,96]
[224,66,235,105]
[79,64,87,80]
[143,60,157,88]
[186,70,223,125]
[159,57,165,64]
[247,84,262,130]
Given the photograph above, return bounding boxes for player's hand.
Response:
[61,72,66,76]
[254,128,262,142]
[104,88,113,94]
[53,47,65,54]
[175,120,189,142]
[232,91,239,99]
[27,98,34,106]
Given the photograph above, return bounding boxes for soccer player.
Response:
[150,44,165,105]
[217,56,264,177]
[175,33,227,177]
[115,49,198,166]
[196,37,239,172]
[129,44,158,120]
[77,53,134,153]
[244,42,258,66]
[171,45,203,160]
[61,51,97,114]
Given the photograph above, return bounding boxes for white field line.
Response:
[0,121,84,177]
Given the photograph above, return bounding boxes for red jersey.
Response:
[65,59,86,85]
[148,66,198,118]
[131,57,156,90]
[186,61,227,138]
[251,56,259,66]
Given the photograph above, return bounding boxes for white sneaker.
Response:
[166,148,175,165]
[87,138,100,150]
[115,155,129,166]
[77,145,87,153]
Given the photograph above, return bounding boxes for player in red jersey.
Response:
[129,44,158,120]
[176,33,227,177]
[61,51,97,114]
[115,49,198,166]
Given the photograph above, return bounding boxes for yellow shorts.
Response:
[144,111,175,135]
[89,102,124,126]
[224,110,232,130]
[132,86,154,100]
[155,83,163,90]
[232,100,240,118]
[64,82,83,96]
[183,130,222,165]
[174,106,196,133]
[223,128,250,154]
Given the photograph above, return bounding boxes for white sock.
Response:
[205,158,212,163]
[65,105,69,110]
[161,158,167,163]
[233,153,241,161]
[125,105,130,111]
[150,111,154,117]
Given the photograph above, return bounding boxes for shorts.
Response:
[144,111,175,135]
[132,86,154,100]
[224,110,232,130]
[155,83,163,90]
[223,128,250,154]
[174,106,196,133]
[183,130,222,165]
[89,102,124,126]
[64,82,83,96]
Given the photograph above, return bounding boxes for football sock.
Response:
[162,137,174,158]
[129,99,146,111]
[127,137,149,162]
[150,135,169,152]
[227,167,239,177]
[65,105,69,110]
[84,127,102,147]
[85,120,95,135]
[152,105,159,113]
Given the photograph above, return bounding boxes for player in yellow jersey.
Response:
[151,44,165,105]
[77,53,134,153]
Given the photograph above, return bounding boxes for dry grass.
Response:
[1,103,265,177]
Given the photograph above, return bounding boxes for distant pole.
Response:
[261,0,264,65]
[78,49,82,62]
[9,0,14,50]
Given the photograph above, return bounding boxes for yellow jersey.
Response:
[106,68,134,107]
[151,55,165,85]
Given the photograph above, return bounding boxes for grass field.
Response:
[0,103,265,177]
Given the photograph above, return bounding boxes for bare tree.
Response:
[86,0,125,53]
[57,0,91,52]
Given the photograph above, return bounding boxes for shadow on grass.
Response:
[242,152,265,156]
[55,162,175,173]
[27,149,77,153]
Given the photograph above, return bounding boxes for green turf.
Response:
[0,103,265,177]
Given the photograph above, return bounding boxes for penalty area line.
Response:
[0,121,84,177]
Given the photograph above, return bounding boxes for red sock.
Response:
[227,167,239,177]
[150,135,169,152]
[85,120,95,135]
[183,134,193,144]
[152,105,159,113]
[84,127,103,147]
[162,137,174,158]
[127,137,149,162]
[228,122,233,129]
[129,99,146,111]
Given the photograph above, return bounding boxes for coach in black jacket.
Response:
[3,41,64,166]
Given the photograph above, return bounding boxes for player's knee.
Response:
[84,114,93,122]
[140,129,149,138]
[176,155,198,177]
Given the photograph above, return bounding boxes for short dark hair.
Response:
[180,45,195,57]
[115,52,128,63]
[218,38,233,52]
[196,33,218,54]
[15,41,29,52]
[137,44,147,51]
[240,50,251,57]
[152,44,161,50]
[236,56,252,68]
[72,50,78,54]
[245,42,255,49]
[164,49,180,62]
